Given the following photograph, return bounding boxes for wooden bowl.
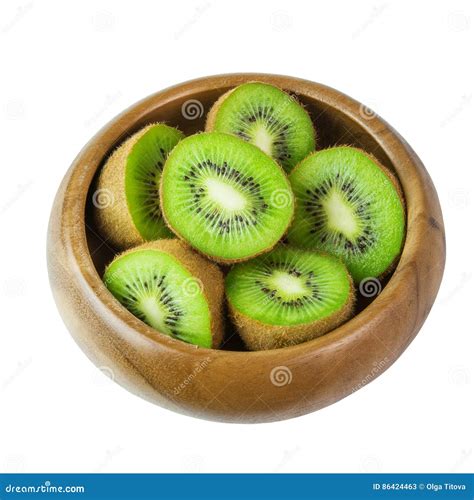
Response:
[47,74,445,423]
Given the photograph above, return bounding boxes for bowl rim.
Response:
[58,72,435,360]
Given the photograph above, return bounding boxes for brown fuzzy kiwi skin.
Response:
[288,145,407,282]
[159,133,296,266]
[205,82,317,149]
[94,123,181,251]
[227,264,355,351]
[105,239,225,349]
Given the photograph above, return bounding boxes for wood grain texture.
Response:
[47,74,446,423]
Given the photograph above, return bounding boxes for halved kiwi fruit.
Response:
[103,239,224,348]
[206,82,316,172]
[287,146,405,283]
[94,123,184,249]
[225,246,354,350]
[160,132,295,264]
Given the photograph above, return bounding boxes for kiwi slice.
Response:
[160,132,295,263]
[103,240,224,348]
[94,123,184,249]
[226,246,354,350]
[287,147,405,283]
[206,82,316,172]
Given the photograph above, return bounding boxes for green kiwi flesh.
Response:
[206,82,316,172]
[103,240,224,348]
[94,123,184,250]
[160,132,295,263]
[225,246,354,350]
[125,124,184,240]
[288,147,405,283]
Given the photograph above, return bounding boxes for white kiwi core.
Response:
[252,124,274,156]
[268,271,309,300]
[323,189,359,238]
[138,296,169,333]
[204,177,248,212]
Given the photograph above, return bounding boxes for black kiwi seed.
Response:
[304,175,377,255]
[120,274,185,338]
[182,159,269,236]
[255,261,321,308]
[235,105,292,165]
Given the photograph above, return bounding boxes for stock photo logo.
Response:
[270,366,293,387]
[47,73,445,422]
[181,99,205,120]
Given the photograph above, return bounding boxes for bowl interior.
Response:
[84,82,400,351]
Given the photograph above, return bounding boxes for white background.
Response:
[0,0,472,473]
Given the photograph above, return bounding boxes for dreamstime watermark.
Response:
[448,188,471,209]
[93,446,124,472]
[174,3,211,40]
[91,10,116,32]
[351,356,390,393]
[358,277,382,298]
[182,277,204,297]
[4,480,85,494]
[270,11,292,32]
[273,447,300,472]
[447,11,470,32]
[102,265,126,288]
[359,103,378,121]
[2,357,32,391]
[98,365,115,381]
[92,188,115,209]
[270,188,293,209]
[4,99,26,120]
[2,454,26,473]
[92,365,116,389]
[440,94,471,128]
[360,455,382,472]
[0,181,34,215]
[351,3,388,39]
[180,454,205,472]
[448,366,470,386]
[173,357,212,396]
[450,449,472,472]
[439,272,472,305]
[2,276,27,298]
[1,1,33,34]
[84,92,122,127]
[270,366,293,387]
[181,99,204,120]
